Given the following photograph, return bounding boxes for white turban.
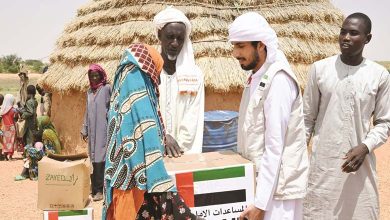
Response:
[153,6,201,93]
[228,12,287,64]
[153,6,191,37]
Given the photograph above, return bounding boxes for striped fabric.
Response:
[44,208,93,220]
[102,44,175,219]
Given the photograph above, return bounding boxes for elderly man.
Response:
[153,7,205,156]
[303,13,390,219]
[228,12,309,220]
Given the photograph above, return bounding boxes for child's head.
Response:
[33,130,43,143]
[27,85,36,98]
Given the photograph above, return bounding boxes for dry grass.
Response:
[377,61,390,70]
[40,0,343,93]
[0,73,41,97]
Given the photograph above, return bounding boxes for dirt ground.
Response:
[0,141,388,219]
[0,154,103,219]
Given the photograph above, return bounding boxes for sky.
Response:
[0,0,88,62]
[331,0,390,61]
[0,0,389,62]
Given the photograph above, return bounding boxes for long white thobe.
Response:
[303,55,390,219]
[248,66,302,219]
[159,70,205,154]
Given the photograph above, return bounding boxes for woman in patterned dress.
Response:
[0,94,17,160]
[103,43,196,220]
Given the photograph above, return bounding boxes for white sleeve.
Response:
[362,69,390,152]
[303,64,320,143]
[254,71,298,210]
[177,75,205,153]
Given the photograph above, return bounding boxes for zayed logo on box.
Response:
[45,173,79,186]
[49,203,75,209]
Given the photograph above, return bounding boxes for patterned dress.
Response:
[25,143,55,179]
[103,44,195,220]
[1,108,17,155]
[137,192,195,220]
[38,116,62,154]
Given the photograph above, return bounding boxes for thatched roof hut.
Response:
[40,0,343,152]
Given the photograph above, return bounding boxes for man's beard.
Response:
[163,49,178,61]
[167,54,178,61]
[240,50,260,71]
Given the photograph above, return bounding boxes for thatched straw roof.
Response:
[40,0,343,93]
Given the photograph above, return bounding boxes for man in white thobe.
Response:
[228,12,309,220]
[303,13,390,220]
[153,7,205,156]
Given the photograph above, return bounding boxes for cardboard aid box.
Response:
[38,157,91,210]
[164,151,255,220]
[43,207,93,220]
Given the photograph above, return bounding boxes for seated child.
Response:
[15,131,51,181]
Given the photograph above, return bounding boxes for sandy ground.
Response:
[0,153,103,220]
[376,140,390,219]
[0,141,388,219]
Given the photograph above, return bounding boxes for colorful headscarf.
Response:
[37,116,63,153]
[0,94,15,116]
[145,44,164,77]
[128,43,163,97]
[38,116,57,133]
[132,43,167,147]
[103,43,175,219]
[88,64,107,91]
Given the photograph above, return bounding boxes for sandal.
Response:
[15,175,27,181]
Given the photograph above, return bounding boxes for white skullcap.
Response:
[228,12,280,63]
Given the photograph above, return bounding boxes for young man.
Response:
[303,13,390,219]
[19,85,38,145]
[153,7,205,156]
[229,12,308,220]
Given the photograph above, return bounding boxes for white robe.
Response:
[303,55,390,219]
[248,66,302,220]
[159,70,205,154]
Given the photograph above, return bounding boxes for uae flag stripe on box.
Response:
[174,166,249,208]
[193,166,245,181]
[194,189,246,206]
[46,209,91,220]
